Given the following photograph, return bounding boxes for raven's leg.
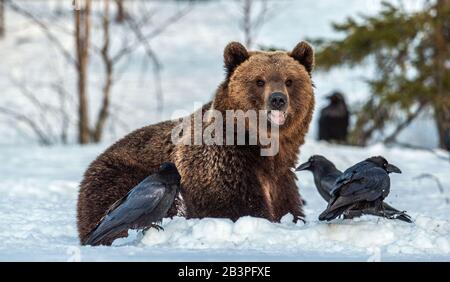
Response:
[142,223,164,236]
[352,200,386,219]
[151,224,164,231]
[343,209,363,219]
[342,203,362,219]
[378,201,404,218]
[382,202,402,213]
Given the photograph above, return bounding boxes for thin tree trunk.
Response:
[349,98,390,146]
[384,102,427,144]
[433,0,450,150]
[242,0,252,48]
[115,0,126,23]
[92,0,113,143]
[0,0,5,38]
[434,105,450,150]
[74,0,91,144]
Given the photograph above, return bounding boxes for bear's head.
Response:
[214,41,315,138]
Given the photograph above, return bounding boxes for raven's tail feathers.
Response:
[83,222,123,246]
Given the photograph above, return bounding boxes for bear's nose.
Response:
[269,92,288,111]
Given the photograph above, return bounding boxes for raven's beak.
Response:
[386,164,402,174]
[296,161,311,171]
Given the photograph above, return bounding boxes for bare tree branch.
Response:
[7,76,63,141]
[6,0,77,66]
[50,82,72,144]
[92,0,112,142]
[413,173,449,204]
[0,0,5,38]
[112,4,193,63]
[0,106,52,146]
[125,15,164,114]
[114,0,127,23]
[384,102,428,144]
[88,1,192,142]
[2,0,193,145]
[239,0,270,48]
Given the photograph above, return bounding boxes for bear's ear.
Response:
[224,42,249,78]
[290,41,314,75]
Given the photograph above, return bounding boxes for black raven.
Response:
[85,162,181,246]
[312,156,411,222]
[296,155,341,202]
[318,91,349,142]
[296,155,412,222]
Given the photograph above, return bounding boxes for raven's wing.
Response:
[85,177,166,246]
[331,170,362,197]
[105,180,166,224]
[333,161,376,188]
[320,168,389,221]
[331,167,389,208]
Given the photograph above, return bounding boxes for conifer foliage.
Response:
[313,1,450,149]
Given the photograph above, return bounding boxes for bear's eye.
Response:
[256,79,265,87]
[285,79,293,87]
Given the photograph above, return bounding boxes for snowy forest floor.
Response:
[1,140,449,261]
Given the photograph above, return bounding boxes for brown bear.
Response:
[77,41,315,245]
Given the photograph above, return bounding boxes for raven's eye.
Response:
[285,79,293,87]
[256,79,265,87]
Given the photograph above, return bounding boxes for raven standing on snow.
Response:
[318,91,349,142]
[85,162,181,246]
[315,156,410,222]
[296,155,412,222]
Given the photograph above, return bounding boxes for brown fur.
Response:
[77,41,315,245]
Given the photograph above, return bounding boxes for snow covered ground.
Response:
[0,141,449,261]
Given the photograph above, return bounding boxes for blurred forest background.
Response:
[0,0,448,152]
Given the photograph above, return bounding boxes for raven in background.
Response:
[299,156,411,222]
[318,91,349,142]
[85,162,181,246]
